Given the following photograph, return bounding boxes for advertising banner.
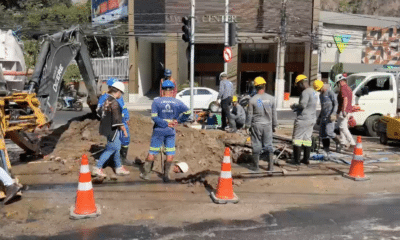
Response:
[92,0,128,25]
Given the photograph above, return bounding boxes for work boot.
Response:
[290,146,302,165]
[163,161,173,183]
[333,136,341,153]
[251,154,260,172]
[268,152,274,171]
[139,162,153,180]
[121,147,135,166]
[116,166,130,176]
[322,138,331,153]
[3,183,21,205]
[301,147,311,165]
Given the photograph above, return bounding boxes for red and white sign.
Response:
[223,47,232,63]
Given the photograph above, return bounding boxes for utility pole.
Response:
[224,0,229,73]
[128,0,139,102]
[189,0,195,119]
[275,0,287,109]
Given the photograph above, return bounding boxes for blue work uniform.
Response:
[149,97,191,156]
[98,92,130,146]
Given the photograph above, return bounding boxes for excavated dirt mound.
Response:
[49,112,248,174]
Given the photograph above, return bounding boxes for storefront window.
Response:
[241,44,271,63]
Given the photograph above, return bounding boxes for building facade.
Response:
[319,11,400,81]
[127,0,319,102]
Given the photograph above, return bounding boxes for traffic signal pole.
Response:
[189,0,195,119]
[224,0,229,73]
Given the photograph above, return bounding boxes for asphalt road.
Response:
[13,194,400,239]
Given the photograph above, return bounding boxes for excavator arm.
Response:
[29,26,100,121]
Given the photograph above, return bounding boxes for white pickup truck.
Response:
[337,71,400,137]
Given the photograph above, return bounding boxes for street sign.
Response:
[223,47,232,63]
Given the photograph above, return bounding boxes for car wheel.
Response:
[365,115,382,137]
[208,101,220,113]
[380,133,388,145]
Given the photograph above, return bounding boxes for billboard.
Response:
[91,0,128,25]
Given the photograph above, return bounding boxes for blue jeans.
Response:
[97,131,122,168]
[0,167,13,186]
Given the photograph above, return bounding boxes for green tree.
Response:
[63,64,82,84]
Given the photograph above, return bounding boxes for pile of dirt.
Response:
[49,112,248,174]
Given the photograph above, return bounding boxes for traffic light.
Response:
[182,16,191,43]
[228,22,237,46]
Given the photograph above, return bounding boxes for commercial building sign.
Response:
[165,14,239,24]
[333,34,351,53]
[92,0,128,25]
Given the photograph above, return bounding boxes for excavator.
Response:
[0,26,101,197]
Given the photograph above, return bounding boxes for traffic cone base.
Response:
[211,191,239,204]
[210,147,239,204]
[343,172,370,181]
[70,204,101,220]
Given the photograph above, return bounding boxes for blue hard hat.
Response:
[164,69,172,77]
[107,78,117,86]
[162,80,175,89]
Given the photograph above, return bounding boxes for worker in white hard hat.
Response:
[173,162,189,173]
[93,81,130,178]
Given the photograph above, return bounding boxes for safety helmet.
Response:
[161,80,175,89]
[295,74,308,84]
[254,76,266,86]
[313,80,324,91]
[334,74,347,87]
[112,81,125,93]
[232,95,238,102]
[176,162,189,173]
[107,78,117,87]
[219,72,228,80]
[164,69,172,77]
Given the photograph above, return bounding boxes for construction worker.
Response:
[217,72,234,130]
[0,167,21,204]
[228,96,246,133]
[245,77,278,171]
[290,74,318,165]
[160,69,177,98]
[313,80,340,153]
[93,81,130,177]
[336,75,356,150]
[97,78,131,165]
[141,80,191,182]
[173,162,189,174]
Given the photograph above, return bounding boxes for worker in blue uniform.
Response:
[140,80,191,182]
[98,78,131,165]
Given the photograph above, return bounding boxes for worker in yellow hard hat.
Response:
[290,74,318,165]
[227,95,246,133]
[245,76,277,171]
[313,80,341,153]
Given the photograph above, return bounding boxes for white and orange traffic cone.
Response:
[343,136,370,181]
[70,155,101,219]
[211,147,239,204]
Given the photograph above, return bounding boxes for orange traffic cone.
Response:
[210,147,239,204]
[343,136,370,181]
[70,155,101,219]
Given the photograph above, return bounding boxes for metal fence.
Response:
[91,56,129,82]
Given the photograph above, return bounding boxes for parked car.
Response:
[176,87,219,110]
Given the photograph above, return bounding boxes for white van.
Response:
[336,72,399,136]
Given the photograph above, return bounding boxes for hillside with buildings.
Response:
[321,0,400,17]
